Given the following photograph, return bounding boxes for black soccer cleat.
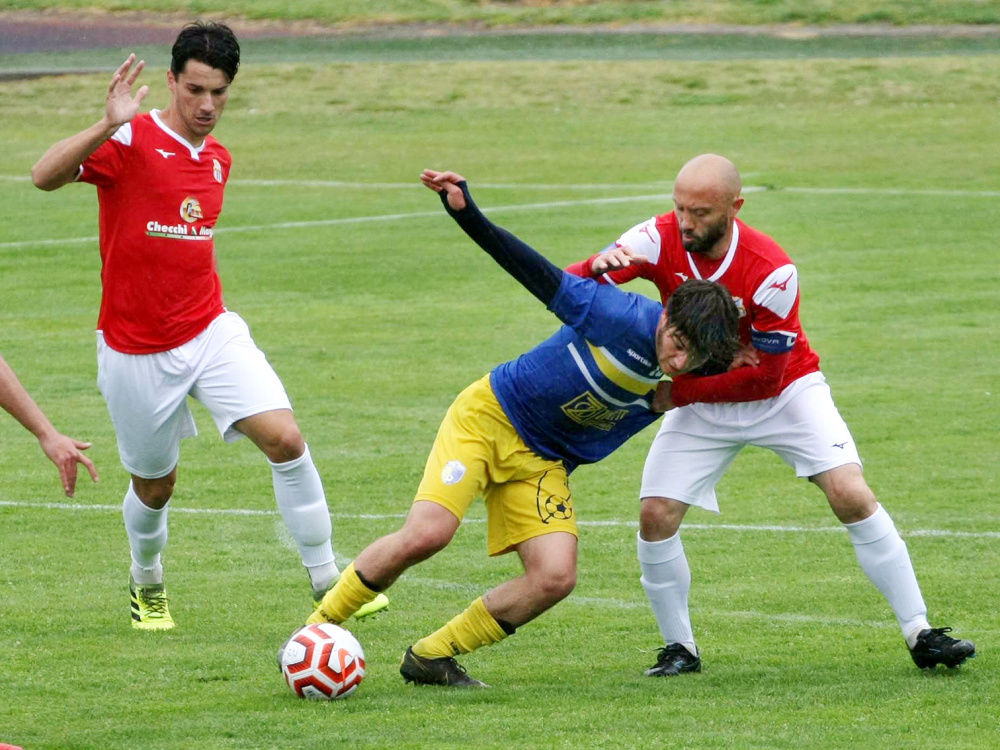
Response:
[399,647,490,688]
[645,643,702,677]
[909,627,976,670]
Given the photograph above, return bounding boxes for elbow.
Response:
[31,164,68,191]
[30,167,55,191]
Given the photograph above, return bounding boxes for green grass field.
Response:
[1,18,999,750]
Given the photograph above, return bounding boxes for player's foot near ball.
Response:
[399,647,489,688]
[909,627,976,670]
[644,643,702,677]
[307,577,390,625]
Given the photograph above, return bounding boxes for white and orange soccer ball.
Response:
[279,623,366,700]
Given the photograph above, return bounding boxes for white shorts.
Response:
[97,312,292,479]
[640,372,861,512]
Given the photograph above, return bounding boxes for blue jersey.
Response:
[490,272,664,472]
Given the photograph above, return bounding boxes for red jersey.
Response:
[567,212,820,405]
[79,110,230,354]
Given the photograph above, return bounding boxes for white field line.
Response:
[2,499,998,539]
[3,182,1000,250]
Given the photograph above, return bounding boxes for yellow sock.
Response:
[412,597,508,659]
[318,562,379,624]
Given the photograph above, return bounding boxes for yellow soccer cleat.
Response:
[129,575,175,630]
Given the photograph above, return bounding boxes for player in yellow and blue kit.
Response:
[307,170,740,687]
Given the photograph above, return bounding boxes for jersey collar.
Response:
[686,221,739,281]
[151,109,207,160]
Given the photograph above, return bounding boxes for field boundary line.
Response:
[3,499,998,539]
[5,172,1000,197]
[4,183,1000,249]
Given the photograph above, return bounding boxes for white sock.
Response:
[844,503,930,646]
[123,482,167,585]
[638,531,697,656]
[270,444,339,592]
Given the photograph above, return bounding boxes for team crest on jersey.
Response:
[213,158,223,184]
[179,197,203,223]
[561,391,629,431]
[441,460,467,485]
[535,472,573,525]
[733,296,747,318]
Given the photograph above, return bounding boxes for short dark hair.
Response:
[666,279,740,376]
[171,21,240,82]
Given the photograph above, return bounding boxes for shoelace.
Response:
[655,644,691,663]
[445,658,470,675]
[140,589,169,617]
[922,627,954,644]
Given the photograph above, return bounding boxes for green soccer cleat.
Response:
[308,579,389,624]
[129,575,175,631]
[353,592,390,620]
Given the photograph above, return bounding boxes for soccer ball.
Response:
[279,623,366,700]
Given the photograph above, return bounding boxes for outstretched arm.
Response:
[0,355,99,497]
[31,54,148,191]
[421,169,563,305]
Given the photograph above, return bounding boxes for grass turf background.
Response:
[0,11,998,750]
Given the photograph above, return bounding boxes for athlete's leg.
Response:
[638,497,697,661]
[410,531,576,662]
[637,407,740,675]
[125,471,178,629]
[812,464,931,643]
[482,530,577,626]
[234,409,339,593]
[98,333,195,630]
[311,500,461,624]
[126,471,176,580]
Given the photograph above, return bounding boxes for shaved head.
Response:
[671,154,744,257]
[674,154,742,205]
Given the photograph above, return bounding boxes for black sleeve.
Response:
[439,182,563,306]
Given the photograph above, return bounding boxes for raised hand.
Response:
[421,169,468,211]
[105,54,149,127]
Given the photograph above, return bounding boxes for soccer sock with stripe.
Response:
[844,503,930,646]
[317,562,380,624]
[412,596,508,659]
[269,444,340,593]
[123,482,168,585]
[638,530,697,657]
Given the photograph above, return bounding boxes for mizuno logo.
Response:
[833,442,847,449]
[155,149,175,159]
[675,272,689,282]
[770,272,793,292]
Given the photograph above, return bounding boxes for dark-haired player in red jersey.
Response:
[566,153,974,676]
[30,21,386,630]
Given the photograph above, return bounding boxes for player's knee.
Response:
[133,475,175,508]
[400,523,454,561]
[639,497,684,540]
[264,425,306,463]
[533,564,577,605]
[817,466,877,523]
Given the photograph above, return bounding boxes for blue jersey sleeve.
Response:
[548,273,660,349]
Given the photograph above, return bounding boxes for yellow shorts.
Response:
[416,374,577,556]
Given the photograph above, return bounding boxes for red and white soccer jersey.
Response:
[79,110,230,354]
[570,212,821,404]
